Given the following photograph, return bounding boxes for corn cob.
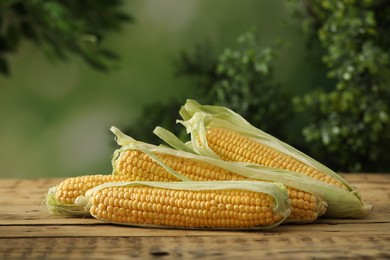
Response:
[111,128,327,222]
[75,181,291,230]
[45,174,129,216]
[205,127,347,190]
[154,99,372,218]
[178,100,350,191]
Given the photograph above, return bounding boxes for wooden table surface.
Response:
[0,174,389,259]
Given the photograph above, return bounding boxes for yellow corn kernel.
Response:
[206,127,347,190]
[55,174,129,205]
[115,150,246,182]
[88,185,284,229]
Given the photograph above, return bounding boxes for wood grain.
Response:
[1,235,390,259]
[0,174,389,259]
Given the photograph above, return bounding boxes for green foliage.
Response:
[206,31,291,138]
[129,2,390,172]
[0,0,132,75]
[177,30,292,138]
[292,0,390,171]
[126,30,291,143]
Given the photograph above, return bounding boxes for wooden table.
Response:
[1,174,389,259]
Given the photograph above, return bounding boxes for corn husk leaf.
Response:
[172,99,372,218]
[76,180,291,230]
[154,126,195,154]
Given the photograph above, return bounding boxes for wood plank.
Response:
[0,175,389,259]
[1,222,389,238]
[1,235,389,259]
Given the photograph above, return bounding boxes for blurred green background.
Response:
[1,0,389,178]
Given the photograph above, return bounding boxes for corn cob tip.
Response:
[318,200,328,217]
[44,185,90,217]
[322,188,373,218]
[285,198,328,224]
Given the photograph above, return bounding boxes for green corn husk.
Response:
[153,99,372,218]
[75,180,291,230]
